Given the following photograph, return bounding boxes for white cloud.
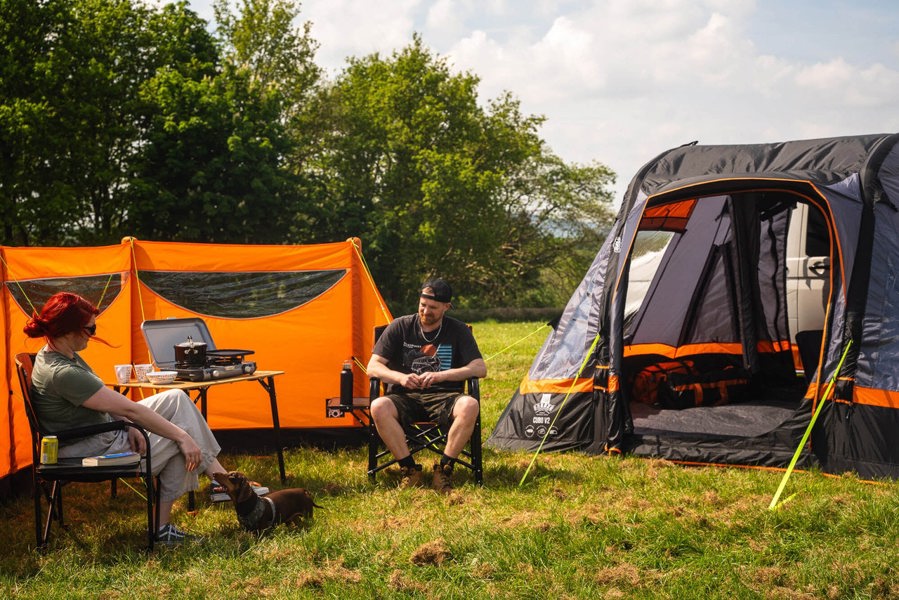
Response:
[186,0,899,201]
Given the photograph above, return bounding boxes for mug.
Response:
[134,363,153,383]
[114,364,132,384]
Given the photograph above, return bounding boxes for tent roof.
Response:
[635,134,897,199]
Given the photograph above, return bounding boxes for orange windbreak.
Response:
[624,341,791,359]
[1,237,393,480]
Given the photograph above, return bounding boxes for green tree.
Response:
[0,0,98,245]
[304,36,615,309]
[52,0,159,244]
[127,0,317,242]
[495,153,616,306]
[127,62,300,242]
[0,0,213,245]
[124,0,319,243]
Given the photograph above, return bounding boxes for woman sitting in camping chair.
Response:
[23,292,248,545]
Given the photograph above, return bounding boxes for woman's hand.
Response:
[126,426,147,455]
[177,435,203,471]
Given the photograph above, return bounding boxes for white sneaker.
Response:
[156,523,198,545]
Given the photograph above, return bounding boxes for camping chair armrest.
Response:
[466,377,480,400]
[52,420,149,444]
[369,376,383,400]
[369,376,480,399]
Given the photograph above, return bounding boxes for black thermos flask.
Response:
[340,360,353,405]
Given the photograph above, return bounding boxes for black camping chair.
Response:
[367,325,483,485]
[15,353,159,551]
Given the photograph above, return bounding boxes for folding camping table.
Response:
[111,370,287,485]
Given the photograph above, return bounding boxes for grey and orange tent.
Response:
[489,134,899,479]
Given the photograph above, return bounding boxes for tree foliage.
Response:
[302,37,615,308]
[0,0,616,308]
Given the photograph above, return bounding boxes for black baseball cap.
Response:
[420,278,452,303]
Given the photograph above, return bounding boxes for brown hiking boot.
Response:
[432,462,453,494]
[398,464,423,488]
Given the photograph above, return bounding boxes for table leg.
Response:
[197,388,208,420]
[257,376,286,484]
[189,388,209,511]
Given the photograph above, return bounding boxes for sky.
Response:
[185,0,899,203]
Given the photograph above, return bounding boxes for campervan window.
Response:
[624,230,674,318]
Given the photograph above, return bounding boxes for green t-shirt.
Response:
[31,347,110,434]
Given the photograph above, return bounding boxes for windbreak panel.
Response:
[140,270,346,318]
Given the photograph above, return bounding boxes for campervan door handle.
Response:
[809,260,830,275]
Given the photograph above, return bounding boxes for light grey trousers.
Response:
[59,389,221,502]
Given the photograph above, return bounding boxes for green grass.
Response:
[1,321,897,599]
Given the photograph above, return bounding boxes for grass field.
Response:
[1,321,897,599]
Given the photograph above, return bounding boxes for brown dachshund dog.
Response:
[212,471,320,533]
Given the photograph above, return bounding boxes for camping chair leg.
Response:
[367,421,379,482]
[33,478,43,549]
[39,481,62,548]
[54,483,64,527]
[472,414,483,485]
[146,475,158,551]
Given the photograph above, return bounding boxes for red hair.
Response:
[23,292,99,340]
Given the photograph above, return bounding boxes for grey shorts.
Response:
[386,390,471,430]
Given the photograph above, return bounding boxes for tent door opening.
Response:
[619,191,829,449]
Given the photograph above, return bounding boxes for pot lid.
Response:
[175,336,207,348]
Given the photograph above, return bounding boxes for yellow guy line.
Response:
[484,323,550,362]
[519,332,601,487]
[118,477,147,502]
[97,273,115,309]
[353,356,368,374]
[769,339,852,510]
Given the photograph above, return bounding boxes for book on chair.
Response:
[82,451,141,467]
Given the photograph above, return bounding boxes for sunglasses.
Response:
[83,324,97,336]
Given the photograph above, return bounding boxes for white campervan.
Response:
[785,202,829,341]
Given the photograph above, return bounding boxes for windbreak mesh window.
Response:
[140,270,347,318]
[6,275,125,317]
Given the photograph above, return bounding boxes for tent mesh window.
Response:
[140,270,346,318]
[6,275,124,316]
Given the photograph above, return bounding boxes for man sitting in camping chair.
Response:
[367,278,486,493]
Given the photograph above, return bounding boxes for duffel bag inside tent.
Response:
[0,237,392,496]
[489,133,899,480]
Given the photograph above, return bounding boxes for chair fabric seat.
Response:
[366,379,483,484]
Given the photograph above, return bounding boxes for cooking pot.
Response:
[174,337,207,366]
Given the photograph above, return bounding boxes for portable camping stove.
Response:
[142,318,257,382]
[174,349,257,382]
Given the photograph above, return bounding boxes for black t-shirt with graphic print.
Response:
[372,314,482,392]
